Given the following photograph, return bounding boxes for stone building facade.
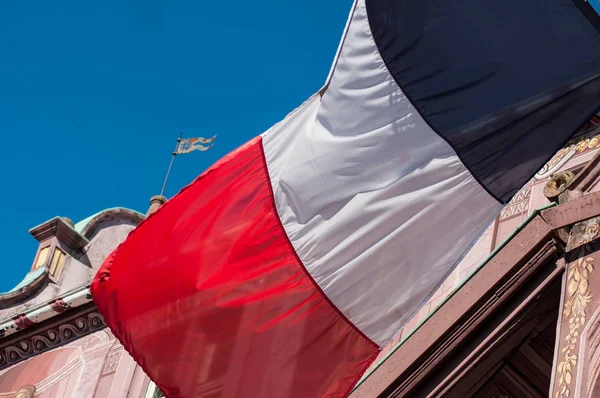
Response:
[0,205,165,398]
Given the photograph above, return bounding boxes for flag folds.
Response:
[92,1,600,396]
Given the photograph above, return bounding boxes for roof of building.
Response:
[7,266,46,294]
[0,207,144,298]
[0,266,48,306]
[74,207,144,234]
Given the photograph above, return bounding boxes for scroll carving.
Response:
[0,312,105,369]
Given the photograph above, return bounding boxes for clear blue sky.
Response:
[0,0,350,291]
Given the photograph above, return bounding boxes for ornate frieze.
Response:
[0,312,105,370]
[500,186,531,220]
[102,348,122,375]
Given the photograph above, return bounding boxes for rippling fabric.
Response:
[263,2,500,346]
[92,137,378,397]
[366,0,600,202]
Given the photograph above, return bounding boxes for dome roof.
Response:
[74,207,144,239]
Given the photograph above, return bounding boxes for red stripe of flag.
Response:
[91,137,378,397]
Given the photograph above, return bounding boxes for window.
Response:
[145,382,164,398]
[49,247,66,277]
[34,246,50,269]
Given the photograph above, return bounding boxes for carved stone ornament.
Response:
[13,385,35,398]
[0,312,105,370]
[555,216,600,398]
[555,246,594,398]
[544,171,576,202]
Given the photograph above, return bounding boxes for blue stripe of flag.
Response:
[366,0,600,203]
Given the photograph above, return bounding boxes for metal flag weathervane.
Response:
[160,132,216,197]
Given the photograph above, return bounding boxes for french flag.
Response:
[92,1,600,396]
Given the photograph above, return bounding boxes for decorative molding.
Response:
[556,242,596,397]
[0,286,93,339]
[556,249,593,397]
[508,186,532,205]
[500,187,531,220]
[102,348,122,375]
[79,208,145,240]
[569,217,600,252]
[49,298,71,314]
[0,312,105,370]
[29,217,89,250]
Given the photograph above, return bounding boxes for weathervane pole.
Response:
[160,132,182,197]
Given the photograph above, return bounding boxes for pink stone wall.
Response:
[0,328,151,398]
[0,210,153,397]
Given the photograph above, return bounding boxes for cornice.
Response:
[0,286,93,340]
[0,304,104,370]
[29,217,89,250]
[0,268,48,308]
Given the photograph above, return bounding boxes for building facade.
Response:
[0,205,166,398]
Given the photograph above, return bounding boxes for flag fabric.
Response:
[92,1,600,397]
[175,136,215,154]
